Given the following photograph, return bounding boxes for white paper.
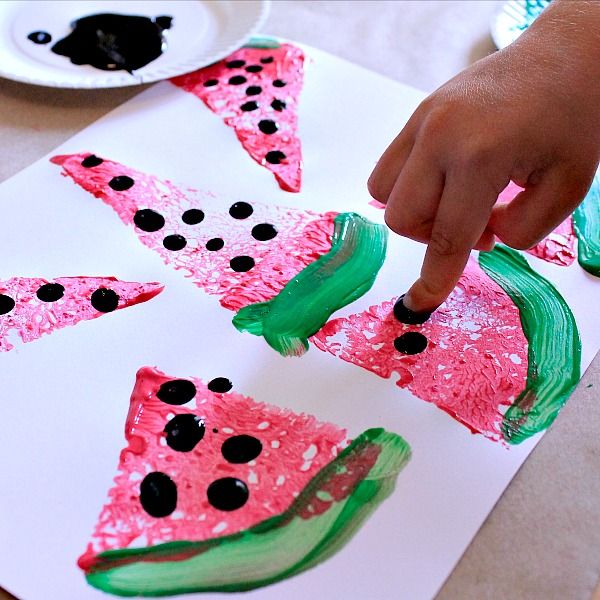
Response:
[0,44,598,600]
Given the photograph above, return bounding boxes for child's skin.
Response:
[368,0,600,313]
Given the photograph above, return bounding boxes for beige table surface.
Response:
[1,2,599,599]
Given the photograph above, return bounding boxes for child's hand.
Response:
[368,0,600,313]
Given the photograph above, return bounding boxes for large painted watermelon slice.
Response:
[51,153,387,356]
[313,246,580,444]
[171,38,304,192]
[79,366,411,595]
[0,276,162,352]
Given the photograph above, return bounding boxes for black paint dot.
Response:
[212,428,219,434]
[182,209,204,225]
[221,435,263,464]
[205,237,224,251]
[207,477,249,511]
[260,56,274,64]
[229,75,247,85]
[258,119,278,135]
[164,414,205,452]
[251,223,278,241]
[28,31,51,44]
[208,377,233,393]
[109,176,134,191]
[140,472,177,518]
[246,85,262,96]
[203,79,218,87]
[226,59,245,68]
[265,150,286,164]
[0,294,15,315]
[134,209,165,232]
[393,295,432,325]
[229,201,253,219]
[245,64,263,73]
[270,99,286,111]
[36,283,65,303]
[154,15,173,29]
[393,331,428,355]
[163,234,187,251]
[230,256,255,272]
[240,101,259,112]
[157,379,197,405]
[81,154,103,168]
[90,288,119,312]
[273,79,286,87]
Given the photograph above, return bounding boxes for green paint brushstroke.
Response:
[573,174,600,277]
[85,428,410,596]
[233,212,388,357]
[245,36,281,49]
[479,245,581,444]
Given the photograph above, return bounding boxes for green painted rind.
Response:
[573,174,600,277]
[479,245,581,444]
[85,429,410,596]
[233,212,388,356]
[244,36,281,49]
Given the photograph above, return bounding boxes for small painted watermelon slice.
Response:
[79,366,411,595]
[171,38,304,192]
[313,246,580,444]
[0,276,163,352]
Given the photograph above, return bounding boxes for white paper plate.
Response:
[0,0,270,88]
[491,0,550,49]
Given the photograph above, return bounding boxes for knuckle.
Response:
[367,174,386,202]
[428,229,460,258]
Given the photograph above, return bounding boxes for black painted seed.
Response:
[207,477,249,511]
[154,15,173,29]
[182,209,204,225]
[28,31,51,44]
[212,428,219,433]
[0,294,15,315]
[163,234,187,251]
[157,379,197,405]
[273,79,286,87]
[258,119,278,135]
[140,472,177,518]
[203,79,218,87]
[229,201,253,219]
[260,56,274,64]
[251,223,278,241]
[265,150,286,164]
[36,283,65,303]
[207,377,233,393]
[230,256,255,272]
[221,435,263,464]
[205,237,225,251]
[226,59,245,68]
[270,99,286,111]
[164,414,205,452]
[81,154,103,168]
[393,331,428,355]
[229,75,247,85]
[245,64,263,73]
[134,209,165,232]
[393,295,432,325]
[240,101,259,112]
[90,288,119,312]
[246,85,262,96]
[109,176,134,191]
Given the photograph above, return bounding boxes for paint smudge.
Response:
[0,277,162,352]
[234,213,387,356]
[480,245,581,443]
[313,257,529,441]
[79,366,411,595]
[171,38,304,192]
[573,173,600,277]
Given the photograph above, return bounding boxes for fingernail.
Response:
[393,294,432,325]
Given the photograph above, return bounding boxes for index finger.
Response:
[404,174,498,313]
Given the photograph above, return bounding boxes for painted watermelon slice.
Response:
[0,276,162,352]
[51,153,387,356]
[313,246,580,444]
[79,366,411,595]
[171,38,304,192]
